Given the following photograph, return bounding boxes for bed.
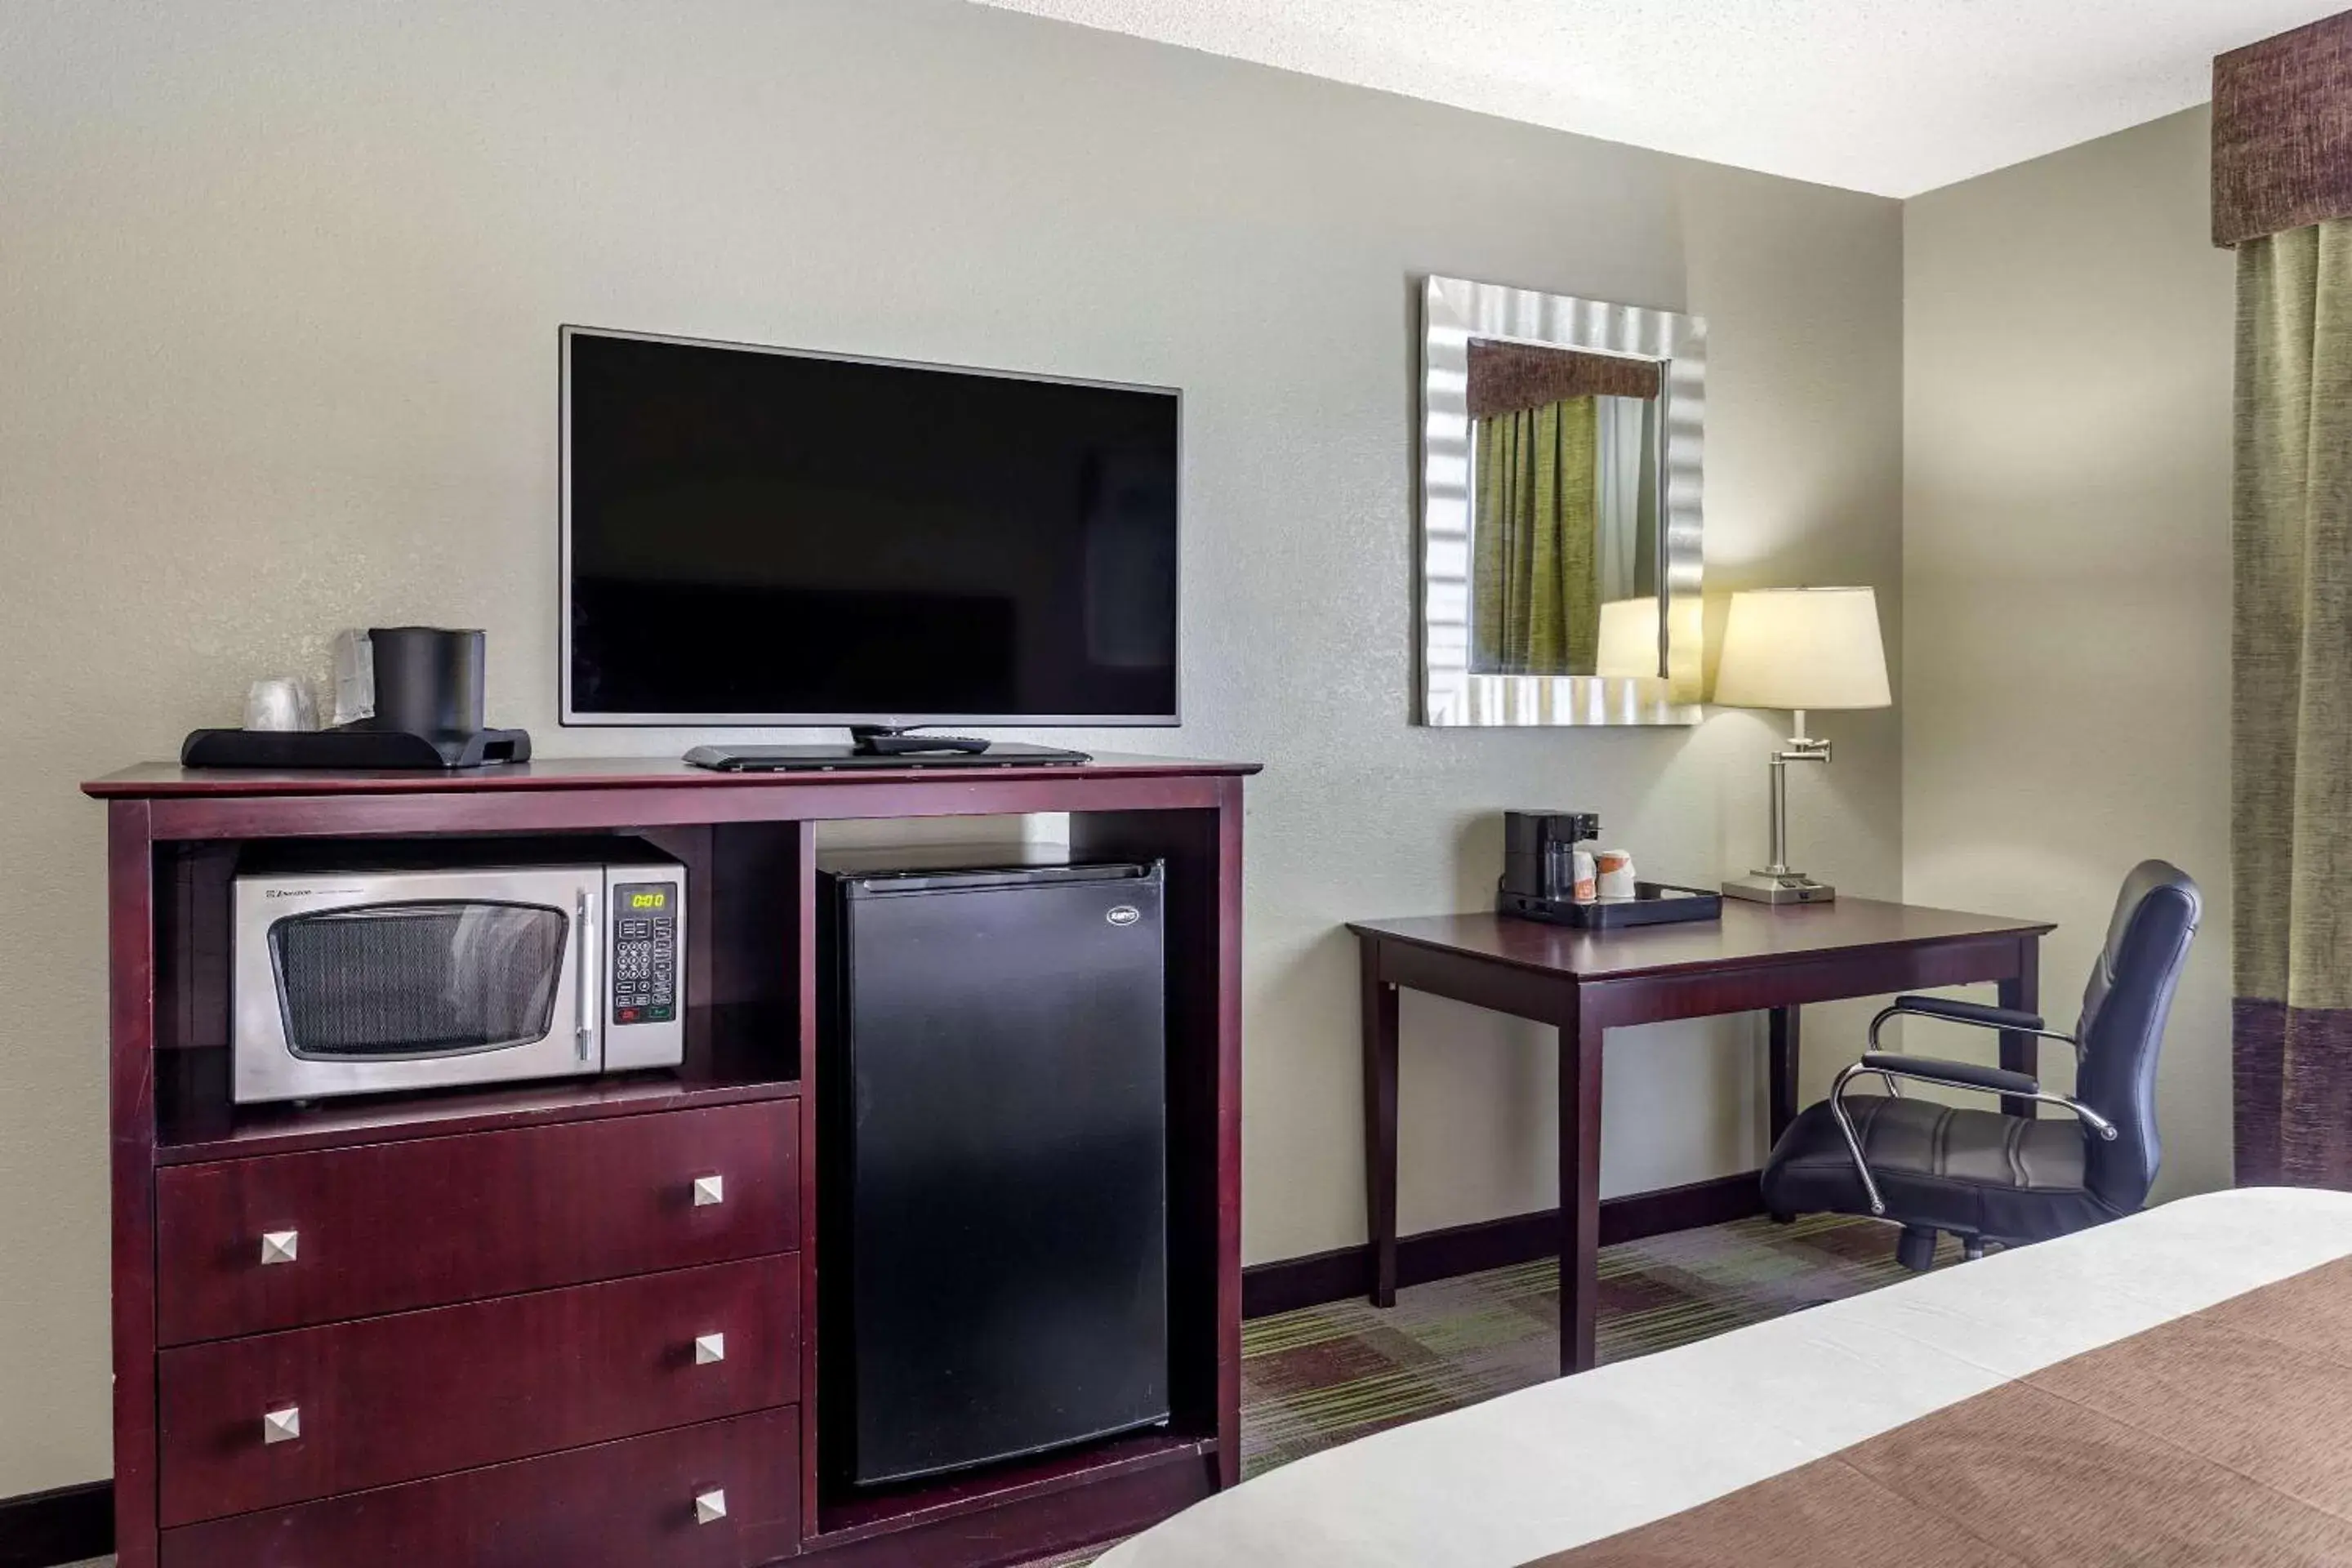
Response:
[1101,1187,2352,1566]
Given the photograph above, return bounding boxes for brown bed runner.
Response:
[1526,1254,2352,1566]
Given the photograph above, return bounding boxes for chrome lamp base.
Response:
[1726,711,1838,906]
[1722,870,1837,906]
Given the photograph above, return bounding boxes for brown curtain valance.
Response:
[2213,11,2352,247]
[1465,339,1660,419]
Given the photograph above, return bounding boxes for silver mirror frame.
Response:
[1418,275,1705,726]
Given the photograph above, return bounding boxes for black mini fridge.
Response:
[817,856,1169,1489]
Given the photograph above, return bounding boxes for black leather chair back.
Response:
[2071,861,2200,1212]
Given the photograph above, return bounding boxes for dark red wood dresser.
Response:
[83,755,1255,1568]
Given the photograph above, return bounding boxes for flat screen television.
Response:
[561,326,1180,727]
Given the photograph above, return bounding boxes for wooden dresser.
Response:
[86,755,1254,1568]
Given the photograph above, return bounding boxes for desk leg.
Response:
[1998,938,2041,1120]
[1559,996,1605,1376]
[1362,947,1401,1308]
[1767,1007,1800,1145]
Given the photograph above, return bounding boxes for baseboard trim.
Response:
[0,1479,110,1568]
[1241,1170,1766,1320]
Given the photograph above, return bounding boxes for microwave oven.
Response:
[232,851,687,1105]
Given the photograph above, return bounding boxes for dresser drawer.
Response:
[161,1406,799,1567]
[158,1254,797,1526]
[156,1098,797,1344]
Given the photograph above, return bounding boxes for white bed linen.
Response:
[1102,1188,2352,1568]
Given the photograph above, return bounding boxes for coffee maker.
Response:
[1498,809,1726,929]
[180,626,532,769]
[1500,810,1603,904]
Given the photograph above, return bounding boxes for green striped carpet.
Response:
[1240,1212,1945,1477]
[1024,1212,1942,1565]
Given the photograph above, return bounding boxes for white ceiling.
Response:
[968,0,2335,198]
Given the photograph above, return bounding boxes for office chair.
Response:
[1761,861,2199,1271]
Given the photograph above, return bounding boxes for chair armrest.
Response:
[1869,998,2075,1057]
[1888,995,2047,1031]
[1859,1052,2038,1098]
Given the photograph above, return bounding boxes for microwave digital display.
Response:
[612,881,679,1026]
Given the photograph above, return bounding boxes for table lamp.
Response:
[1712,586,1891,904]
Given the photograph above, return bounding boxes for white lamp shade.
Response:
[1713,587,1891,710]
[1594,595,1704,679]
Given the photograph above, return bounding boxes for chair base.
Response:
[1893,1227,1990,1271]
[1895,1226,1938,1272]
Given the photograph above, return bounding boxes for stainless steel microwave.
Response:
[232,857,686,1104]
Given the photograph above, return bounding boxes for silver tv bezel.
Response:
[558,324,1183,729]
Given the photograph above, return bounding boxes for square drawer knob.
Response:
[694,1332,726,1365]
[692,1175,724,1208]
[695,1489,728,1526]
[259,1231,299,1267]
[262,1406,301,1446]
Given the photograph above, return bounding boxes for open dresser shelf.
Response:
[153,1064,804,1165]
[86,755,1255,1568]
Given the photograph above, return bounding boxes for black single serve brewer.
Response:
[1500,810,1603,905]
[180,626,532,769]
[1497,809,1724,930]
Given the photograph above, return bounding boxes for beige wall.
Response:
[1903,107,2235,1195]
[0,0,1902,1492]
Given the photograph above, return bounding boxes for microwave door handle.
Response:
[575,888,597,1063]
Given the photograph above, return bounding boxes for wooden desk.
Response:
[1348,899,2053,1376]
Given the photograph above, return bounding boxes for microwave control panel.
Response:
[611,880,679,1026]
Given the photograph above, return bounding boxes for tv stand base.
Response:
[684,741,1093,773]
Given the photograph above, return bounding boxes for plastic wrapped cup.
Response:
[1595,849,1637,899]
[244,677,318,732]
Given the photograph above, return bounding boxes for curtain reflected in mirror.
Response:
[1465,340,1663,678]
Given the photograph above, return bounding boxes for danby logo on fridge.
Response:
[1106,905,1142,928]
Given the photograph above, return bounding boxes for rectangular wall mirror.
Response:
[1419,275,1705,726]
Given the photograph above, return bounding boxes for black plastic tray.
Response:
[1498,880,1723,930]
[180,725,531,769]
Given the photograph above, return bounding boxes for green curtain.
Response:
[2234,218,2352,1186]
[1471,396,1599,676]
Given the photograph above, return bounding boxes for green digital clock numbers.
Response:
[630,891,666,910]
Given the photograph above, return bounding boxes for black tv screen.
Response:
[562,327,1179,725]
